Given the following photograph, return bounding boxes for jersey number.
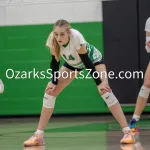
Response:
[63,54,75,61]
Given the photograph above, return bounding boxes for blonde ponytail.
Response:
[49,32,60,62]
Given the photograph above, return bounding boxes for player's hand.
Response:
[145,40,150,48]
[97,81,111,95]
[45,82,57,94]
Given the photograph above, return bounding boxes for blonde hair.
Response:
[50,19,71,61]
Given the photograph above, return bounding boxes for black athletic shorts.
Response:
[63,59,104,71]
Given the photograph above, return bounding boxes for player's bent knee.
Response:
[102,92,118,107]
[43,93,56,108]
[139,85,150,98]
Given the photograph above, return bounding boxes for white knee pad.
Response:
[139,85,150,98]
[0,79,4,94]
[43,93,56,108]
[102,92,118,107]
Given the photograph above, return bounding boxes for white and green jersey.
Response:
[46,28,103,69]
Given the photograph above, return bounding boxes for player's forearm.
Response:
[50,55,60,85]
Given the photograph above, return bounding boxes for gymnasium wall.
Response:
[0,0,103,25]
[0,0,109,115]
[102,0,150,109]
[102,0,140,104]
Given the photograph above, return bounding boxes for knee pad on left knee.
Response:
[43,93,56,108]
[102,92,118,107]
[0,79,4,94]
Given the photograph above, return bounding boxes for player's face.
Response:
[53,26,70,46]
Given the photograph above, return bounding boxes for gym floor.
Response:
[0,115,149,150]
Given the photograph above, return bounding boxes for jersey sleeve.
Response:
[145,17,150,32]
[46,32,53,48]
[74,31,86,50]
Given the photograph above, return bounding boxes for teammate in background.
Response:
[129,17,150,132]
[0,79,4,94]
[24,19,135,146]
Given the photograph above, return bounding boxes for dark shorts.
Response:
[63,59,105,71]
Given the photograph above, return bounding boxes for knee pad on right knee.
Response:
[102,92,118,107]
[43,93,56,108]
[139,85,150,98]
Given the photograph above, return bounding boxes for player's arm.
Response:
[49,47,60,85]
[77,44,101,86]
[46,32,60,85]
[45,32,60,85]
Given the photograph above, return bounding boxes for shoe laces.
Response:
[123,132,131,139]
[29,134,39,140]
